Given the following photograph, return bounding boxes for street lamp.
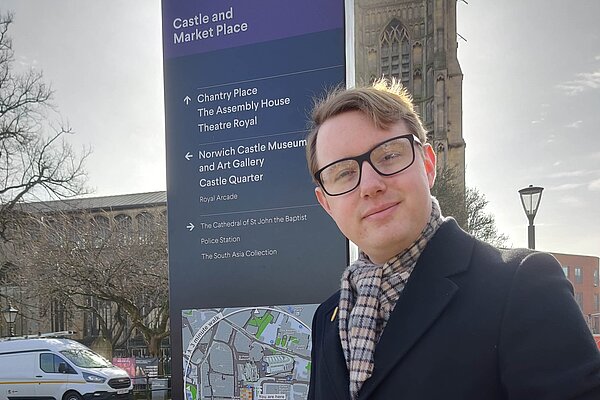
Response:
[518,185,544,249]
[2,303,19,337]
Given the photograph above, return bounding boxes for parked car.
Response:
[0,337,133,400]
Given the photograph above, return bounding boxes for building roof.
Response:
[18,191,167,214]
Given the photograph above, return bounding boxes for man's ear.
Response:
[315,186,333,215]
[422,143,437,189]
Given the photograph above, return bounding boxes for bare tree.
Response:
[15,207,169,358]
[432,167,467,228]
[433,167,509,247]
[0,12,89,243]
[464,187,509,248]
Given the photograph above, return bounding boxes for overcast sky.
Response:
[1,0,599,257]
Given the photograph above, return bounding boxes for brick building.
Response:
[551,252,600,333]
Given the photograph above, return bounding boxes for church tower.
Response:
[354,0,466,194]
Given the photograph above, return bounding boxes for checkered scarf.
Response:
[338,198,443,399]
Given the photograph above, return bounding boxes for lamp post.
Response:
[518,185,544,249]
[2,303,19,337]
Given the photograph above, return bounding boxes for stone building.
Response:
[354,0,466,192]
[0,191,168,362]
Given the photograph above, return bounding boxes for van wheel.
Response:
[62,391,83,400]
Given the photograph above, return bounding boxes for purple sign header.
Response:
[162,0,344,59]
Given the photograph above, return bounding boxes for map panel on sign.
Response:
[182,304,318,400]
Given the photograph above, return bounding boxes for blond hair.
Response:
[306,79,427,182]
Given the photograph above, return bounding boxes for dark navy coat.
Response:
[308,219,600,399]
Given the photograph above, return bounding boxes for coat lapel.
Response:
[358,219,474,399]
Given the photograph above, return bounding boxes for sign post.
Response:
[162,1,348,398]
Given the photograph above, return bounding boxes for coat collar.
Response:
[359,218,474,399]
[319,219,475,400]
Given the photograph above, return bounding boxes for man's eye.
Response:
[334,168,357,182]
[376,151,404,164]
[383,151,402,161]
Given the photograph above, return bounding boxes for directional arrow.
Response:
[184,95,191,105]
[186,223,195,232]
[185,152,193,161]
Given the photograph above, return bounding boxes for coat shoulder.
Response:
[470,236,561,278]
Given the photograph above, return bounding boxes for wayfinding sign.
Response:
[162,1,348,399]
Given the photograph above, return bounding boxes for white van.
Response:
[0,337,133,400]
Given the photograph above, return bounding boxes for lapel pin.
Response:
[331,306,338,322]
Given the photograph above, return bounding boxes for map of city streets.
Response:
[182,304,318,400]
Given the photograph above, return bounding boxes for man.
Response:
[306,79,600,399]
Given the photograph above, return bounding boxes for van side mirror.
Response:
[58,363,67,373]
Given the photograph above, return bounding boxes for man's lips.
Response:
[362,202,399,219]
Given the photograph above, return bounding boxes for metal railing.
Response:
[132,375,171,400]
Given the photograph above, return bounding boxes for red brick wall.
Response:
[551,252,600,333]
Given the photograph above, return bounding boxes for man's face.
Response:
[314,110,436,264]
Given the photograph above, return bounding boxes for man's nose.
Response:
[359,161,386,197]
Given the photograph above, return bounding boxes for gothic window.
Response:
[413,72,422,98]
[83,296,99,337]
[90,215,110,248]
[425,100,433,124]
[68,217,86,249]
[413,42,423,66]
[136,212,155,244]
[380,19,411,88]
[83,297,116,339]
[413,65,423,98]
[99,299,113,334]
[115,214,133,245]
[51,300,67,332]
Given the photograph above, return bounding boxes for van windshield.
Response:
[60,349,112,368]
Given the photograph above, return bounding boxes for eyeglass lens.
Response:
[319,136,415,196]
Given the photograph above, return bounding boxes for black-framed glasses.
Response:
[314,134,421,196]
